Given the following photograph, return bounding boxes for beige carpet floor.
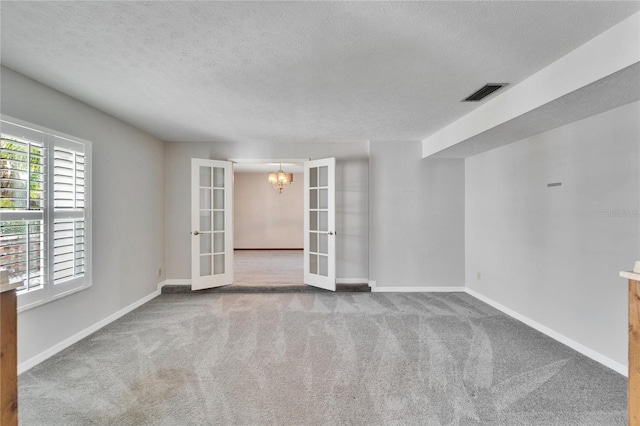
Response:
[233,249,303,287]
[18,292,627,425]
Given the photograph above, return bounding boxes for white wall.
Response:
[466,101,640,368]
[165,141,369,280]
[1,67,166,365]
[234,172,303,249]
[369,141,465,288]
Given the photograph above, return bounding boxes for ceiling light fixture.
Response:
[268,164,293,194]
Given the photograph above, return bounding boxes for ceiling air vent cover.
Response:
[463,83,507,102]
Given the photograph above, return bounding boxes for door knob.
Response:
[328,231,334,236]
[193,231,199,235]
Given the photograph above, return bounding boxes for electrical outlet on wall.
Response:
[158,268,162,277]
[477,272,481,280]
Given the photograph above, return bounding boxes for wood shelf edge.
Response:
[0,282,21,294]
[621,271,640,281]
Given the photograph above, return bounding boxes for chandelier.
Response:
[268,164,293,193]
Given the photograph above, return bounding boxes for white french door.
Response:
[191,159,233,290]
[304,158,336,291]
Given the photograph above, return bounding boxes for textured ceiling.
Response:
[1,1,639,144]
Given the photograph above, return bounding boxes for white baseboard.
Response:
[161,279,192,287]
[372,286,466,292]
[336,278,369,285]
[465,288,627,377]
[18,287,161,375]
[368,280,376,289]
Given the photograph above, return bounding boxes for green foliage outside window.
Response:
[1,137,44,210]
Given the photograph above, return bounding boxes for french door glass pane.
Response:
[319,211,328,232]
[213,211,224,231]
[200,233,212,254]
[310,167,318,187]
[213,232,224,253]
[310,254,317,274]
[319,166,328,187]
[200,188,211,209]
[200,255,212,276]
[309,211,317,231]
[319,189,328,209]
[199,166,211,187]
[213,167,224,187]
[213,189,224,209]
[214,254,225,274]
[319,233,328,254]
[319,255,328,277]
[200,211,212,232]
[310,189,318,209]
[310,232,317,253]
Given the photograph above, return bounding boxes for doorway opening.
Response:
[191,157,336,292]
[234,250,303,287]
[232,161,304,287]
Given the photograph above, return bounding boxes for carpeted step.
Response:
[161,284,371,294]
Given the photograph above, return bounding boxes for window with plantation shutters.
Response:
[0,117,91,311]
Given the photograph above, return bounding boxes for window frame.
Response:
[1,116,92,312]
